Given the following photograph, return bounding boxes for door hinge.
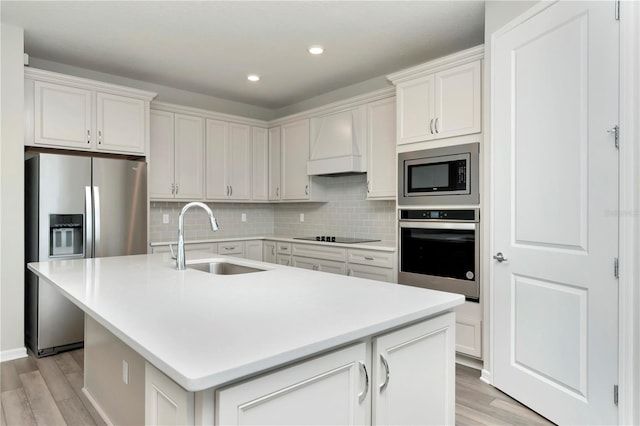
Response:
[614,384,619,405]
[614,258,619,278]
[615,0,620,20]
[608,125,619,149]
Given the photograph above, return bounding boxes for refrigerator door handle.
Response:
[85,186,93,258]
[93,186,101,257]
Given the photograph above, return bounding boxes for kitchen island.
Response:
[28,252,463,425]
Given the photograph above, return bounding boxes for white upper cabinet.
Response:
[366,97,396,199]
[26,68,155,155]
[434,61,482,139]
[252,127,269,201]
[205,120,251,201]
[280,119,312,200]
[96,92,146,153]
[388,47,483,145]
[34,81,92,149]
[268,127,282,201]
[149,110,204,200]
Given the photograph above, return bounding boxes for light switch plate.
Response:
[162,214,169,224]
[300,213,304,222]
[241,213,247,222]
[122,360,129,384]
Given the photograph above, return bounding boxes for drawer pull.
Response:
[224,246,236,251]
[364,256,375,261]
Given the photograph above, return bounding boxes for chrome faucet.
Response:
[176,202,219,270]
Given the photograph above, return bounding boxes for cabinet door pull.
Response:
[347,269,352,276]
[435,117,439,133]
[98,130,102,144]
[230,185,233,196]
[367,181,370,193]
[305,184,309,196]
[272,246,275,256]
[175,184,179,195]
[171,183,175,195]
[276,187,279,198]
[358,361,369,403]
[379,354,390,392]
[429,118,434,135]
[87,130,91,144]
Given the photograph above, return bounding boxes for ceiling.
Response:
[1,1,485,110]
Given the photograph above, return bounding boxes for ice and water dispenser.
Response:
[49,214,83,257]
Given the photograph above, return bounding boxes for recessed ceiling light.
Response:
[308,46,324,55]
[247,74,260,82]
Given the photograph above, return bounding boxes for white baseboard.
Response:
[82,387,114,426]
[455,353,483,370]
[0,347,27,362]
[480,368,492,385]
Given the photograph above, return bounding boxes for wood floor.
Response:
[1,349,554,425]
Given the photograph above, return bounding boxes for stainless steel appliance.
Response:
[398,143,479,206]
[294,236,381,244]
[25,152,147,357]
[398,209,479,301]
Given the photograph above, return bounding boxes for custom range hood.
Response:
[307,107,367,175]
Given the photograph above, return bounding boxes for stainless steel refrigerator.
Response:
[25,153,147,357]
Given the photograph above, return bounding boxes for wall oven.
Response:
[398,143,479,206]
[398,209,479,301]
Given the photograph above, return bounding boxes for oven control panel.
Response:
[400,209,478,221]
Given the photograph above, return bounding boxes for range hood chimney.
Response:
[307,107,367,176]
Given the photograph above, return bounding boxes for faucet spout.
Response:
[176,202,219,270]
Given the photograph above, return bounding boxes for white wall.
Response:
[0,23,26,360]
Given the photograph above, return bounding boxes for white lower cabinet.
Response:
[146,363,194,426]
[263,241,276,263]
[372,312,456,425]
[218,241,244,257]
[143,313,455,426]
[276,254,291,266]
[216,343,369,425]
[150,242,218,255]
[347,263,395,282]
[244,240,263,261]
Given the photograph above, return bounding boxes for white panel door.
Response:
[174,114,204,200]
[397,75,434,144]
[217,343,369,425]
[492,2,619,425]
[96,92,145,153]
[34,81,92,149]
[149,110,175,199]
[434,61,481,139]
[228,123,252,200]
[252,127,269,201]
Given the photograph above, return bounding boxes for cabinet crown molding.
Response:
[151,101,267,127]
[24,67,157,100]
[386,44,484,85]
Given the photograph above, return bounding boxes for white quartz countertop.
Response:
[28,253,462,392]
[149,235,396,252]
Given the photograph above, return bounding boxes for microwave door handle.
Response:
[85,186,93,258]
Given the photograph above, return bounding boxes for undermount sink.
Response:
[187,261,266,275]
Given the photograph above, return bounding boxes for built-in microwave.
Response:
[398,143,479,206]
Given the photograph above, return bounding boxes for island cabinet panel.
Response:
[146,363,194,426]
[263,241,276,263]
[372,312,455,426]
[216,343,369,425]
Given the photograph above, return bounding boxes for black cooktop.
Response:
[294,236,381,244]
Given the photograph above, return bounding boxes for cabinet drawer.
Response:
[347,249,394,268]
[218,241,244,256]
[276,242,291,255]
[292,244,346,262]
[347,263,395,283]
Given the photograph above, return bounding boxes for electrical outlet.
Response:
[300,213,304,222]
[122,360,129,385]
[241,213,247,222]
[162,214,169,224]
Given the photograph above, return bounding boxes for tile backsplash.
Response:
[149,174,396,243]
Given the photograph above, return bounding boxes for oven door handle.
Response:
[399,221,476,231]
